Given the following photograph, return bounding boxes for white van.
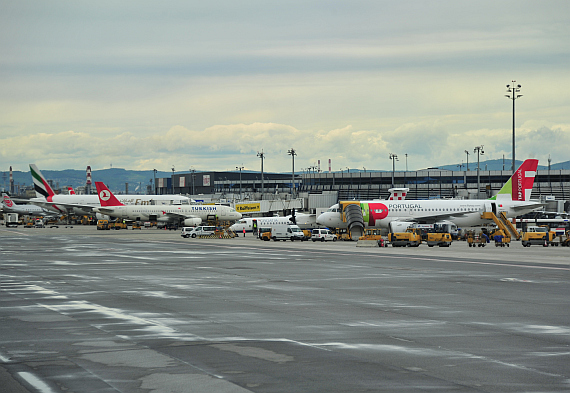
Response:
[270,224,305,241]
[181,226,216,238]
[311,228,337,242]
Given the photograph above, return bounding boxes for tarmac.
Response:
[1,225,569,392]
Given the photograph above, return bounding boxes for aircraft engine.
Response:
[95,213,110,221]
[183,217,202,226]
[388,221,414,233]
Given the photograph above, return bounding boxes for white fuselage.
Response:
[95,204,242,223]
[316,199,541,229]
[1,202,51,217]
[230,214,317,232]
[31,194,191,216]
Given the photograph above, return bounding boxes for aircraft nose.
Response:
[316,213,328,226]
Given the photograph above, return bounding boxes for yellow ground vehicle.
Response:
[97,219,109,230]
[132,222,141,230]
[521,225,556,247]
[259,227,272,241]
[489,229,511,247]
[426,232,452,247]
[358,229,386,247]
[388,228,421,247]
[113,221,128,230]
[466,230,489,247]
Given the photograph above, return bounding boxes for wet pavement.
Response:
[1,226,569,392]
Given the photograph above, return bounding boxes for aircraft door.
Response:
[484,202,496,215]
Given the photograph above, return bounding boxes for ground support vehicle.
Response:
[357,229,386,247]
[132,222,142,230]
[5,213,18,227]
[181,226,216,238]
[97,220,109,230]
[426,232,452,247]
[561,230,570,247]
[312,228,337,242]
[271,224,305,241]
[113,221,128,230]
[258,227,272,241]
[490,229,510,247]
[521,225,556,247]
[388,228,422,247]
[466,231,489,247]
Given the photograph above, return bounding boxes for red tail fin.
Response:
[512,159,539,201]
[95,182,124,206]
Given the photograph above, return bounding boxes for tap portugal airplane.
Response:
[93,182,241,225]
[29,164,192,216]
[316,159,542,232]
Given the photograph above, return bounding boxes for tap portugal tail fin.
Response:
[95,182,124,207]
[491,159,538,201]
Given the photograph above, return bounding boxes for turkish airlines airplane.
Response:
[316,159,542,232]
[29,164,191,216]
[94,182,241,226]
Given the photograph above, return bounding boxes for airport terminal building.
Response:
[157,168,570,213]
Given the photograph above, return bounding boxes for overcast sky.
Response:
[1,1,569,174]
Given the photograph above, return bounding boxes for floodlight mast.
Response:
[505,81,522,173]
[389,153,398,187]
[257,151,265,199]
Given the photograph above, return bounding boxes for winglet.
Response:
[30,164,56,199]
[95,182,124,206]
[491,159,539,201]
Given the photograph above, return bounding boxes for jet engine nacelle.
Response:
[389,221,414,233]
[95,213,110,221]
[183,217,202,226]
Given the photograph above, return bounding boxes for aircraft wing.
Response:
[162,211,198,220]
[511,202,544,211]
[30,200,98,213]
[405,211,471,224]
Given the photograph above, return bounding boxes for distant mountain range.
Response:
[3,159,569,193]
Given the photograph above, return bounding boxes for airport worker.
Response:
[243,228,246,237]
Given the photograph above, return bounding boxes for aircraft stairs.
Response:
[481,211,521,241]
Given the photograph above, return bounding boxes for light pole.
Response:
[389,153,398,187]
[236,165,243,200]
[171,166,175,195]
[505,81,522,173]
[287,148,297,198]
[257,150,265,199]
[153,169,157,195]
[191,168,196,196]
[464,150,470,171]
[405,153,408,171]
[474,145,484,199]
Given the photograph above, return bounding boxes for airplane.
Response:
[29,164,192,216]
[67,187,76,195]
[316,159,543,233]
[229,211,318,233]
[93,182,242,225]
[1,193,56,217]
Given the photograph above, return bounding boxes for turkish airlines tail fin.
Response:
[95,182,124,207]
[67,187,76,195]
[492,159,539,201]
[30,164,56,199]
